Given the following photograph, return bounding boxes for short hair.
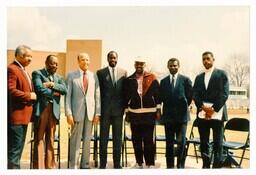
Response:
[45,54,57,63]
[77,53,90,61]
[15,45,31,57]
[107,51,118,58]
[168,58,180,66]
[202,51,214,57]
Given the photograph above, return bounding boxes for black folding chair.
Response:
[221,118,250,168]
[123,121,133,167]
[154,120,166,160]
[185,118,201,163]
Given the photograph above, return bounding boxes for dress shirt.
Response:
[204,66,214,90]
[108,66,117,86]
[169,72,178,88]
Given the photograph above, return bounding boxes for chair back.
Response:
[225,118,249,132]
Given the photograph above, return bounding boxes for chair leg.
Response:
[30,140,34,169]
[193,143,199,163]
[124,139,128,167]
[121,142,125,167]
[239,148,247,167]
[67,137,70,168]
[58,140,61,169]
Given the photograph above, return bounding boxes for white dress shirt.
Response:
[204,67,214,90]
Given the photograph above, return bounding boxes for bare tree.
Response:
[224,54,249,87]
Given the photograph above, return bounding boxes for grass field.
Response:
[19,109,250,169]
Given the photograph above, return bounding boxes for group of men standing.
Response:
[7,45,229,169]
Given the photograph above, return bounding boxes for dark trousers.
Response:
[8,123,28,169]
[165,122,187,168]
[130,122,155,166]
[198,118,224,168]
[99,115,123,168]
[33,103,57,169]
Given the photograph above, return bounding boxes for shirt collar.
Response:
[79,68,88,74]
[14,59,25,70]
[170,72,179,78]
[108,66,116,71]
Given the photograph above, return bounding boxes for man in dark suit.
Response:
[97,51,127,169]
[160,58,192,169]
[8,45,37,169]
[32,55,67,169]
[193,51,229,168]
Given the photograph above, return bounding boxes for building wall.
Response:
[65,40,102,75]
[7,50,66,77]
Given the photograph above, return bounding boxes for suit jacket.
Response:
[97,67,127,118]
[160,74,193,123]
[65,70,101,122]
[32,68,67,120]
[8,62,34,124]
[193,68,229,121]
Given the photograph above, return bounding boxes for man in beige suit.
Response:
[65,53,101,169]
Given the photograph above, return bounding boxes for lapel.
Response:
[174,74,181,91]
[200,73,207,91]
[165,76,172,92]
[75,70,85,95]
[13,62,33,91]
[41,69,51,83]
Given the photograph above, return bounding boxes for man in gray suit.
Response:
[65,53,101,169]
[97,51,127,169]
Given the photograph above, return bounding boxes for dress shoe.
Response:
[131,163,143,169]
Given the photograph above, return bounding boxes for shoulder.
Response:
[144,72,156,79]
[195,72,204,79]
[117,67,127,74]
[97,67,108,74]
[179,74,191,81]
[66,70,78,80]
[160,75,169,83]
[32,69,43,76]
[214,68,227,75]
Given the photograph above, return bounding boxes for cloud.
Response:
[7,7,64,51]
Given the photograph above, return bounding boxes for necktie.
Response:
[171,75,175,92]
[112,68,116,87]
[83,72,88,93]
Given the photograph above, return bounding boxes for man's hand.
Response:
[93,115,100,124]
[53,92,61,96]
[43,82,55,88]
[30,92,37,100]
[202,105,215,120]
[67,115,74,127]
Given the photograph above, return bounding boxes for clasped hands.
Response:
[201,105,215,120]
[43,81,60,96]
